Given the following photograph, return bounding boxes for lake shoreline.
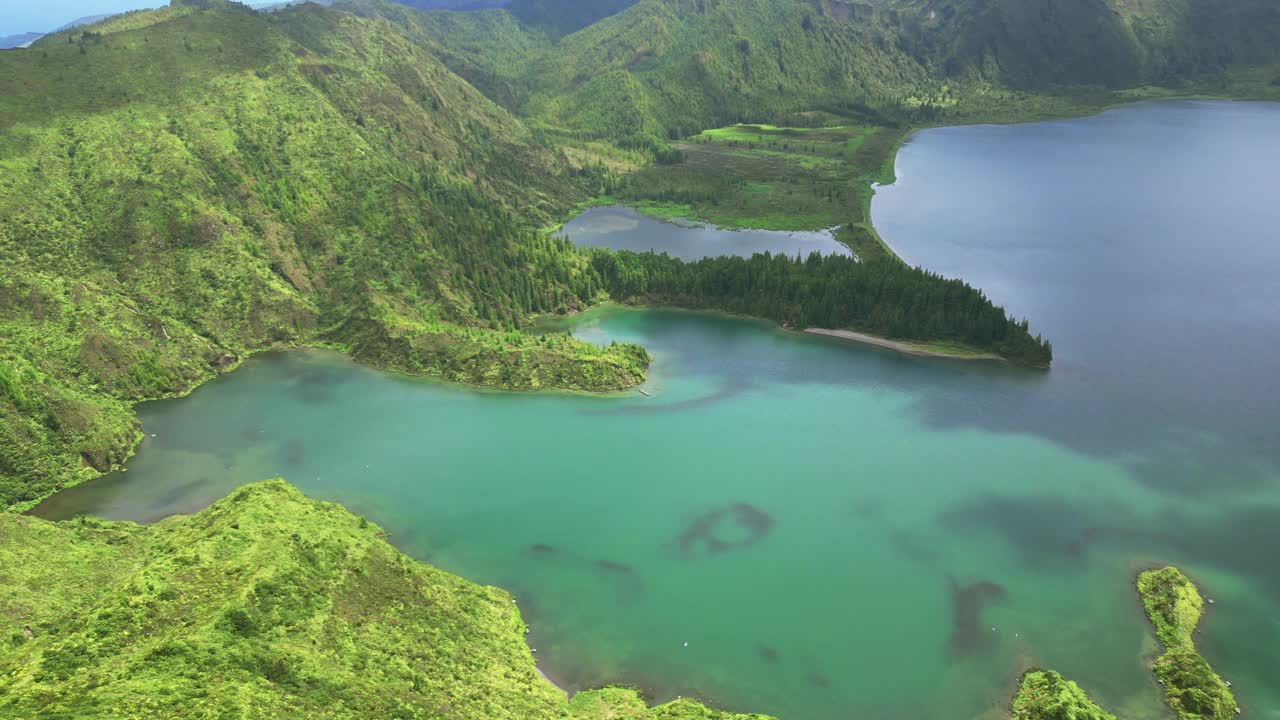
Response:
[802,328,1005,361]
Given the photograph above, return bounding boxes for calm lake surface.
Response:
[36,101,1280,720]
[559,205,851,260]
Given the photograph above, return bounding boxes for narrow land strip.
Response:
[803,328,1004,361]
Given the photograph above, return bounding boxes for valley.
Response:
[2,1,1279,719]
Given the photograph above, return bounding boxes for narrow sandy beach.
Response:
[804,328,1003,361]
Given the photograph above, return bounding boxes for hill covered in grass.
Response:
[0,0,646,510]
[369,0,1280,151]
[0,0,1055,513]
[0,480,772,719]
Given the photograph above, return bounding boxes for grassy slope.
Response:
[0,480,770,720]
[382,0,1280,148]
[1137,567,1239,720]
[6,0,1277,512]
[0,2,649,511]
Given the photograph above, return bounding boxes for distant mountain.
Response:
[505,0,637,36]
[385,0,637,36]
[391,0,510,9]
[0,32,42,49]
[372,0,1280,147]
[53,13,115,32]
[2,12,133,49]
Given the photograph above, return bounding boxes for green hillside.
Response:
[375,0,1280,149]
[506,0,639,36]
[1,0,1055,513]
[896,0,1280,89]
[0,479,771,719]
[0,0,644,511]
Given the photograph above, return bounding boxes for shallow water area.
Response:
[558,205,851,261]
[35,101,1280,720]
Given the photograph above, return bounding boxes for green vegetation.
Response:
[1138,567,1239,720]
[614,123,904,261]
[0,1,656,510]
[592,251,1054,367]
[363,0,1280,152]
[1,0,1276,716]
[0,479,771,719]
[1013,568,1241,720]
[1011,670,1116,720]
[0,0,1074,512]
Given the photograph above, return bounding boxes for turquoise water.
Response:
[35,102,1280,719]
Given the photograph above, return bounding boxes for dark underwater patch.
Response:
[947,576,1007,659]
[678,502,774,555]
[580,378,752,416]
[596,559,634,573]
[938,493,1107,565]
[284,439,305,466]
[889,530,940,566]
[524,544,646,602]
[151,476,211,511]
[849,496,885,521]
[807,670,831,689]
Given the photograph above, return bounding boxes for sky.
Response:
[1,0,164,37]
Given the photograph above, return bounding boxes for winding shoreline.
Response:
[803,328,1004,361]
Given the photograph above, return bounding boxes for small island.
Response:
[1013,566,1240,720]
[1138,567,1239,720]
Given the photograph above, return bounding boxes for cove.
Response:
[559,205,851,260]
[33,101,1280,720]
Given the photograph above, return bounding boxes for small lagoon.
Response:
[559,205,850,261]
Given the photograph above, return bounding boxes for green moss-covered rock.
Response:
[1010,670,1116,720]
[1137,567,1238,720]
[0,480,769,720]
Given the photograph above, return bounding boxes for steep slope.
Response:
[392,0,510,10]
[509,0,933,145]
[890,0,1280,89]
[506,0,640,36]
[2,0,1060,513]
[389,0,1280,149]
[0,0,645,511]
[0,480,772,719]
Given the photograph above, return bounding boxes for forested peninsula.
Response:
[2,0,1278,717]
[0,0,1070,513]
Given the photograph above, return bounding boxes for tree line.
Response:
[587,249,1053,366]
